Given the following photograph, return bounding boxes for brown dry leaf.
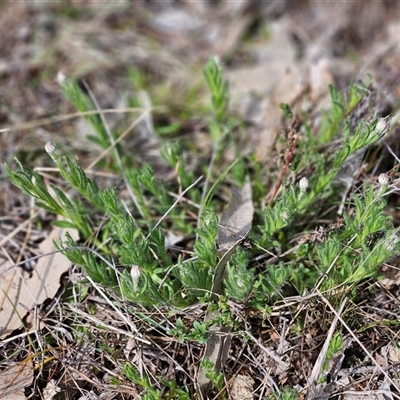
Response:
[0,361,33,400]
[217,176,254,252]
[198,177,253,397]
[152,7,205,34]
[0,222,79,339]
[229,374,254,400]
[229,373,254,400]
[212,14,253,59]
[42,379,62,400]
[197,324,231,398]
[226,19,305,162]
[387,344,400,363]
[308,52,335,104]
[213,176,253,297]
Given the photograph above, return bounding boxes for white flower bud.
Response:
[131,265,141,283]
[130,265,142,294]
[378,173,390,187]
[299,177,309,192]
[386,241,394,252]
[57,71,66,85]
[45,141,56,156]
[375,118,389,137]
[281,211,289,220]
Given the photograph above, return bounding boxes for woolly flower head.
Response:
[57,71,66,85]
[45,141,56,156]
[378,173,390,187]
[131,265,142,283]
[375,118,389,137]
[299,177,309,192]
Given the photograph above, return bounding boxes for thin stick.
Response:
[0,107,158,132]
[268,133,299,207]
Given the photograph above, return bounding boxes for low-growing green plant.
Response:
[6,58,398,310]
[123,363,162,400]
[323,333,344,373]
[201,358,225,394]
[169,318,209,344]
[4,56,400,398]
[270,386,298,400]
[123,362,191,400]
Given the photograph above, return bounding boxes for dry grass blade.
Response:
[306,297,348,400]
[0,108,150,133]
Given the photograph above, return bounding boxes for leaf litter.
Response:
[1,1,400,399]
[0,220,79,339]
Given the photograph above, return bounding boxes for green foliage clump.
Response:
[5,58,398,328]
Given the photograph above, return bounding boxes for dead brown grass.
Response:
[1,1,400,399]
